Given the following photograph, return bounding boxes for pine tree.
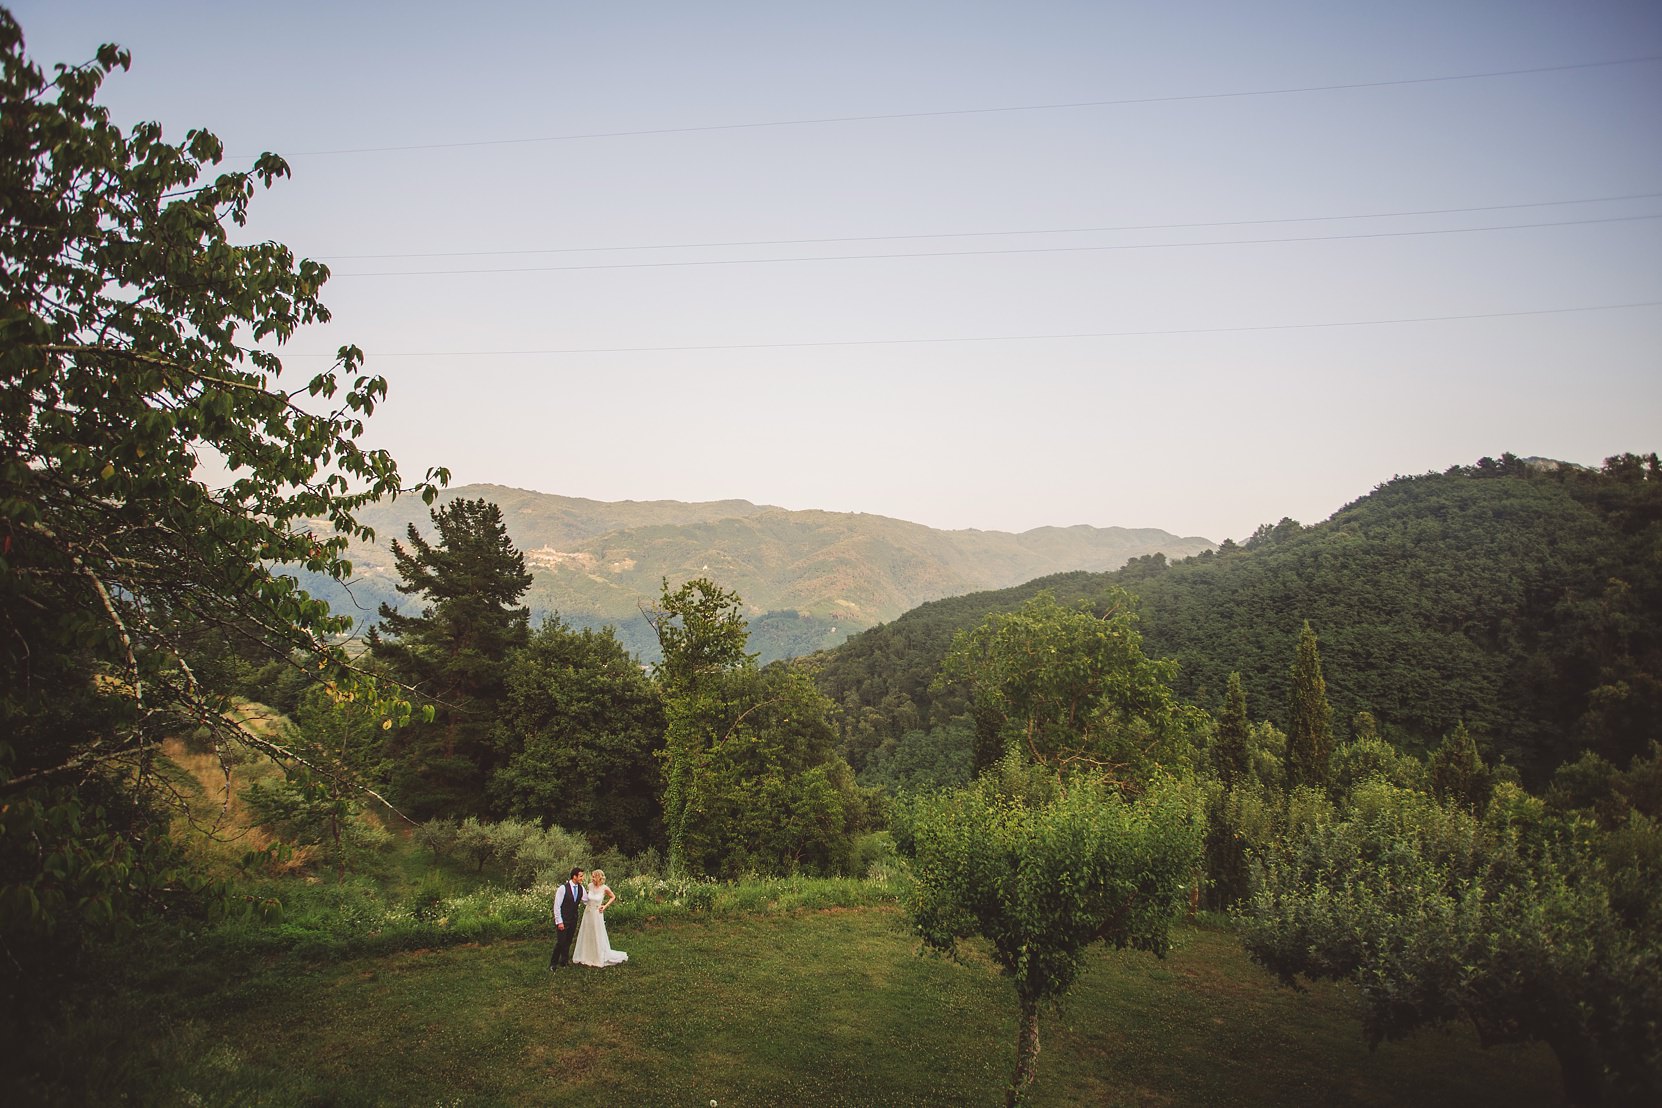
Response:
[1285,621,1334,790]
[368,498,532,818]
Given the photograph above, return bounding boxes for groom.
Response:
[549,866,586,970]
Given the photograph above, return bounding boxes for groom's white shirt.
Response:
[554,880,583,926]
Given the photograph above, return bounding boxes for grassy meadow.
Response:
[29,901,1564,1106]
[4,738,1562,1105]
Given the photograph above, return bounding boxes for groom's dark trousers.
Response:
[549,882,583,968]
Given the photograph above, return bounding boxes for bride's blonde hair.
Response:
[590,869,605,884]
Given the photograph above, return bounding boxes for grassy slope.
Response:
[97,909,1559,1107]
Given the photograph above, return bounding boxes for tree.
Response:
[368,497,531,818]
[648,577,750,873]
[1284,621,1334,790]
[1329,733,1426,798]
[671,662,863,877]
[908,758,1203,1105]
[647,575,754,690]
[936,590,1195,783]
[1241,780,1661,1106]
[240,681,396,877]
[492,617,665,853]
[648,578,860,876]
[818,458,1662,784]
[0,9,442,1021]
[857,721,976,795]
[1211,672,1251,788]
[1428,720,1491,811]
[1201,671,1256,908]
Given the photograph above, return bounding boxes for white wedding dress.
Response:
[571,884,628,967]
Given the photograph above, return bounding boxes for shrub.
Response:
[629,846,664,879]
[503,823,589,888]
[413,818,459,862]
[1243,780,1661,1107]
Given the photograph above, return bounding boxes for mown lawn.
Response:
[71,906,1564,1106]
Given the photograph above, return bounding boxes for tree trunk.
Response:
[1546,1032,1604,1108]
[1006,993,1041,1107]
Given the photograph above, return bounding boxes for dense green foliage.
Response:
[936,589,1198,781]
[0,9,440,1026]
[818,571,1103,768]
[1212,672,1251,788]
[650,578,865,877]
[908,759,1204,1105]
[1427,719,1493,810]
[1284,621,1335,790]
[1241,776,1661,1107]
[1143,456,1662,781]
[491,618,665,853]
[368,498,532,818]
[818,457,1662,785]
[857,720,977,795]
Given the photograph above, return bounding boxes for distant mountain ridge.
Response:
[309,484,1214,662]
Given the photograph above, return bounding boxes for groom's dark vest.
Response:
[559,881,584,925]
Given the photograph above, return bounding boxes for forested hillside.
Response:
[306,484,1213,662]
[817,455,1662,783]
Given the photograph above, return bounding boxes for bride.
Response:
[571,868,628,967]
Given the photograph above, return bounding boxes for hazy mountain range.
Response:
[307,484,1214,661]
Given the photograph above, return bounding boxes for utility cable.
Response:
[263,55,1662,158]
[272,300,1662,358]
[330,213,1662,277]
[317,190,1662,261]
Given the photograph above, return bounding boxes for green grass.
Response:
[41,907,1563,1107]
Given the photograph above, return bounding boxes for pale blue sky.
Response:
[17,1,1662,542]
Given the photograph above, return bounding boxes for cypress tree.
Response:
[1204,671,1255,908]
[1212,672,1251,789]
[1285,621,1334,790]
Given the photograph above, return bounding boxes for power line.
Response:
[317,191,1662,261]
[274,301,1662,358]
[269,55,1662,157]
[330,213,1662,277]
